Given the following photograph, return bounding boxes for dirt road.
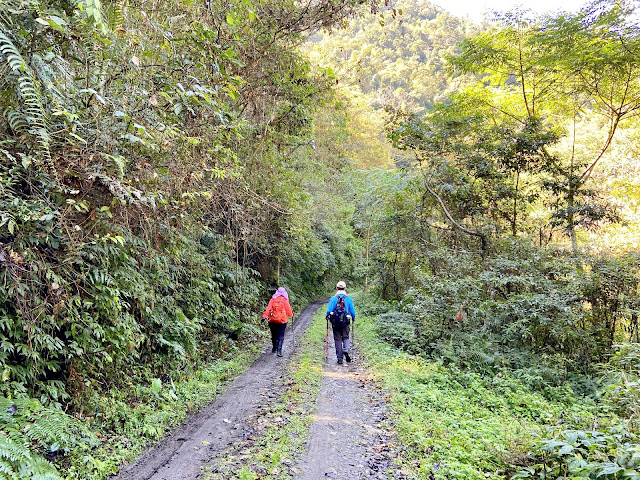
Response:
[113,300,409,480]
[297,347,408,479]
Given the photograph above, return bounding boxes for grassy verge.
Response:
[355,314,600,480]
[62,342,265,480]
[203,310,327,480]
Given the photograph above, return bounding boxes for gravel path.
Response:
[112,301,411,480]
[112,301,324,480]
[297,334,410,480]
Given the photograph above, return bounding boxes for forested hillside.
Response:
[0,0,368,477]
[308,0,478,169]
[312,0,478,110]
[2,0,640,479]
[317,0,640,478]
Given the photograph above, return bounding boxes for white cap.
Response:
[336,281,346,290]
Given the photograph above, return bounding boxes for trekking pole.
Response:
[351,318,354,347]
[291,315,295,349]
[325,317,329,362]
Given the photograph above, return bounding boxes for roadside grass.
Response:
[355,314,600,480]
[64,342,264,480]
[203,310,326,480]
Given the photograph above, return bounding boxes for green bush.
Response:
[357,315,601,480]
[385,243,640,379]
[375,311,420,353]
[514,428,640,480]
[0,397,95,480]
[0,223,261,407]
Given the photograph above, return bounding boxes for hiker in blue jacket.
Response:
[326,281,356,365]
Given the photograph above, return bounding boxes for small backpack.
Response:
[268,296,288,323]
[330,295,350,328]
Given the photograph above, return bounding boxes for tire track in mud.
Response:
[296,342,411,480]
[112,300,324,480]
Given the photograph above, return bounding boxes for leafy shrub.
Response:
[514,428,640,480]
[512,345,640,480]
[375,311,420,353]
[0,0,385,478]
[0,224,260,408]
[601,343,640,430]
[0,396,95,480]
[356,293,394,317]
[391,242,640,381]
[357,315,601,480]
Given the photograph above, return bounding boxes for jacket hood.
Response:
[272,287,289,300]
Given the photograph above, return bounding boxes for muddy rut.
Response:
[113,300,409,480]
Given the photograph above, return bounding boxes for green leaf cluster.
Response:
[0,396,94,480]
[356,311,602,480]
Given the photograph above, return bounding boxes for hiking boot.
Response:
[277,350,283,357]
[272,347,277,353]
[337,358,343,365]
[344,352,351,363]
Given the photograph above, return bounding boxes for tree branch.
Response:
[416,154,488,257]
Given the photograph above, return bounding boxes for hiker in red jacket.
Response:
[262,287,294,357]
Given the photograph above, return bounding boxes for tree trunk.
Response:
[512,169,520,237]
[567,187,578,252]
[567,152,579,252]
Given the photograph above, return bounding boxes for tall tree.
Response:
[447,0,640,249]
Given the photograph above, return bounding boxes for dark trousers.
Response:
[268,322,287,353]
[332,324,350,360]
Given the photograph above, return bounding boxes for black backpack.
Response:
[330,295,350,328]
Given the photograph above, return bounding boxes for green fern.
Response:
[0,459,15,476]
[0,436,63,480]
[4,108,27,132]
[104,0,126,29]
[25,413,78,448]
[0,31,54,176]
[0,436,28,464]
[0,397,92,480]
[25,456,64,480]
[113,2,125,29]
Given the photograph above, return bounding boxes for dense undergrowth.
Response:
[377,242,640,380]
[0,0,369,478]
[358,288,640,480]
[3,0,640,478]
[1,345,262,479]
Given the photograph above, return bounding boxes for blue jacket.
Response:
[326,293,356,320]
